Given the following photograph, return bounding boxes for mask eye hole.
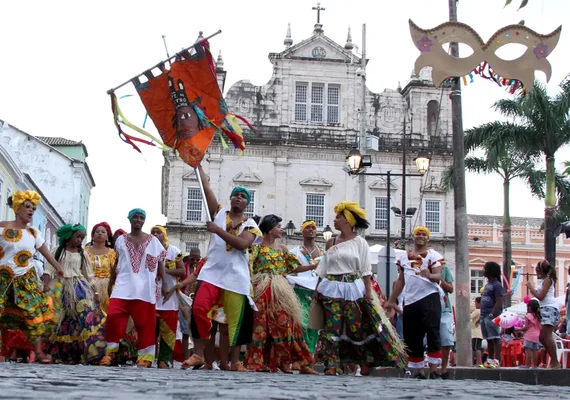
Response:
[494,43,528,61]
[440,43,475,59]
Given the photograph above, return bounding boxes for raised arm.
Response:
[198,165,219,220]
[37,244,64,277]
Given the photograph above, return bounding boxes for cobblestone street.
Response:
[0,365,569,399]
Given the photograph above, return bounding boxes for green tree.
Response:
[463,78,570,266]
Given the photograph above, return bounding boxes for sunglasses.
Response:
[23,203,37,211]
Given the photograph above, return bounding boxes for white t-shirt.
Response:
[156,244,182,311]
[396,248,444,306]
[0,227,44,277]
[111,234,167,304]
[537,279,558,309]
[198,207,262,297]
[315,236,372,278]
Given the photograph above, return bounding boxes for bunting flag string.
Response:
[443,61,526,95]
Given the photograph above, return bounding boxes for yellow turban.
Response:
[413,225,431,238]
[301,220,317,232]
[11,190,41,211]
[334,201,366,227]
[151,225,168,243]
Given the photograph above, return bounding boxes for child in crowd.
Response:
[479,262,503,368]
[518,299,541,369]
[471,297,483,367]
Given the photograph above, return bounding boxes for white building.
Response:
[162,22,456,264]
[0,120,95,227]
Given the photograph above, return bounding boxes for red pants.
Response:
[105,298,156,362]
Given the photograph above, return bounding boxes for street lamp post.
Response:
[323,225,333,241]
[285,220,296,237]
[345,148,430,297]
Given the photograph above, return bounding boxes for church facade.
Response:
[162,22,456,265]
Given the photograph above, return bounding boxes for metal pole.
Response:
[449,0,471,367]
[194,167,212,222]
[358,24,367,216]
[401,114,407,247]
[386,170,391,298]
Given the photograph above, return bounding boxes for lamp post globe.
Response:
[323,225,333,241]
[284,220,296,237]
[414,149,431,175]
[346,148,363,173]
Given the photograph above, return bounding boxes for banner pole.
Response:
[194,166,212,222]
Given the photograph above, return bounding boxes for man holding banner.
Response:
[183,165,262,372]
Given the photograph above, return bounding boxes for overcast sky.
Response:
[1,0,568,236]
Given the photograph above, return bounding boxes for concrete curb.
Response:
[371,367,570,386]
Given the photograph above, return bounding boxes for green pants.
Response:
[294,286,319,355]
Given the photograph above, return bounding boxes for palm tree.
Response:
[465,77,570,265]
[442,143,536,306]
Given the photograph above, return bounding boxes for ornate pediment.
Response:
[421,184,446,194]
[299,176,333,188]
[232,172,263,186]
[369,179,398,191]
[278,35,358,63]
[469,257,487,265]
[182,171,198,181]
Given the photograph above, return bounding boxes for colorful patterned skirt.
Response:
[0,268,58,342]
[316,274,406,371]
[293,286,319,355]
[49,279,106,364]
[245,274,313,371]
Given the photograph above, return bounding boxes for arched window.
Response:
[427,100,439,135]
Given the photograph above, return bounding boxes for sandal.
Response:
[230,361,248,372]
[182,354,205,369]
[280,364,293,374]
[99,354,116,366]
[324,367,341,376]
[35,352,53,364]
[300,365,319,375]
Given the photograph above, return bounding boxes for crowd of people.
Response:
[0,165,564,376]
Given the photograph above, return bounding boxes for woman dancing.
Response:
[45,224,106,364]
[315,202,406,375]
[0,190,64,363]
[244,214,318,374]
[85,222,116,312]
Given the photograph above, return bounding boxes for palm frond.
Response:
[441,166,454,193]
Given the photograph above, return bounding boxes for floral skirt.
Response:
[49,280,106,364]
[316,274,406,370]
[0,268,58,341]
[245,275,314,371]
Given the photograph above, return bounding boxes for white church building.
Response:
[161,20,456,265]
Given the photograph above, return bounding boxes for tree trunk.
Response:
[544,156,557,265]
[503,179,512,307]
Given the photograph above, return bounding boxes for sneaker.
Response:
[440,371,450,380]
[490,360,500,368]
[404,370,412,378]
[429,372,442,379]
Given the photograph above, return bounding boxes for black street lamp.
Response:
[344,147,431,297]
[285,220,296,237]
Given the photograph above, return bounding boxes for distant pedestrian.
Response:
[471,297,483,367]
[480,261,503,368]
[518,299,541,368]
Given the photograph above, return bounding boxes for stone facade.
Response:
[0,120,95,227]
[162,24,455,263]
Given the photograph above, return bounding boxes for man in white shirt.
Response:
[151,225,185,369]
[183,165,262,372]
[101,208,167,368]
[386,226,444,379]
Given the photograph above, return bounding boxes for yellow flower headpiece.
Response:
[11,190,41,211]
[334,201,366,227]
[151,225,168,243]
[301,220,317,232]
[412,225,431,238]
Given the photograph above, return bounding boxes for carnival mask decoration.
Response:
[409,19,562,92]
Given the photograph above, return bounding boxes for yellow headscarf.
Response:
[11,190,41,211]
[151,225,168,243]
[413,225,431,238]
[334,201,367,227]
[301,220,317,232]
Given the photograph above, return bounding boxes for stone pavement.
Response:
[1,364,570,399]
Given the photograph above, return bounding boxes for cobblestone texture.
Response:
[0,365,569,399]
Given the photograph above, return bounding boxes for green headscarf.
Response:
[128,208,146,221]
[56,223,87,246]
[230,186,251,204]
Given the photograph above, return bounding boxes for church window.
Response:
[244,189,256,218]
[185,188,203,222]
[424,199,441,233]
[374,197,388,231]
[427,100,439,135]
[294,82,340,124]
[305,193,325,227]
